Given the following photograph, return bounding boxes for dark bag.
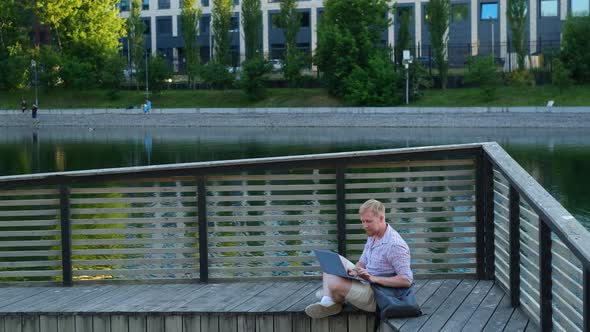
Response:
[370,273,422,320]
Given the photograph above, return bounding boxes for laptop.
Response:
[314,250,364,281]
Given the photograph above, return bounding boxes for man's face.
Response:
[360,210,383,237]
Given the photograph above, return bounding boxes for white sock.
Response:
[320,296,335,307]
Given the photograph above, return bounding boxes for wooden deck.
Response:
[0,279,535,332]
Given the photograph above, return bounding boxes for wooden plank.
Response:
[310,317,329,332]
[236,315,255,332]
[292,314,311,332]
[346,179,475,190]
[274,314,292,332]
[417,279,478,331]
[0,240,61,248]
[71,248,198,255]
[71,217,197,225]
[459,284,506,331]
[208,174,335,181]
[22,316,39,332]
[70,206,196,214]
[93,315,111,332]
[164,284,222,311]
[209,205,338,213]
[183,315,201,332]
[70,186,197,194]
[75,316,93,332]
[209,225,336,232]
[347,190,475,200]
[72,227,198,235]
[165,315,184,332]
[348,313,368,332]
[110,315,128,332]
[387,279,445,330]
[255,315,273,332]
[0,260,61,268]
[347,159,474,168]
[39,316,58,332]
[207,194,337,203]
[70,196,196,205]
[438,280,494,331]
[146,316,164,332]
[128,316,146,332]
[503,307,532,332]
[0,250,61,258]
[230,281,305,312]
[328,315,347,332]
[47,286,119,312]
[482,294,515,331]
[208,183,336,191]
[274,281,323,311]
[218,315,237,332]
[345,169,474,179]
[4,316,22,332]
[107,285,173,312]
[75,285,147,312]
[57,316,75,332]
[133,284,205,312]
[0,210,59,217]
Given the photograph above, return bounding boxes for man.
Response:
[21,97,27,113]
[31,103,39,124]
[305,199,413,319]
[142,98,152,113]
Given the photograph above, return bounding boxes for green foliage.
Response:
[100,53,126,92]
[200,62,235,89]
[279,0,304,86]
[212,0,233,65]
[343,53,403,106]
[33,46,62,89]
[464,55,501,100]
[0,43,30,90]
[551,58,574,93]
[315,0,391,98]
[127,0,145,88]
[60,55,97,89]
[181,0,202,88]
[504,69,535,87]
[560,14,590,83]
[409,61,433,99]
[240,56,272,100]
[426,0,450,89]
[507,0,528,70]
[138,54,172,94]
[241,0,262,61]
[395,11,411,67]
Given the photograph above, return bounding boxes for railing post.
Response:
[476,152,494,280]
[585,268,589,332]
[197,176,209,283]
[59,184,72,287]
[336,165,346,256]
[539,219,553,331]
[483,156,495,280]
[509,185,521,307]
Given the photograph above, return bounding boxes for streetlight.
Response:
[490,16,495,59]
[31,59,38,106]
[403,50,413,105]
[145,49,149,99]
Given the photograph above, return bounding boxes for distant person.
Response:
[31,103,39,124]
[21,97,27,113]
[142,98,152,114]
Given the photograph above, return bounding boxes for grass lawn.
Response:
[1,84,588,109]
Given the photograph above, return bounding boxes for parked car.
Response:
[269,59,284,72]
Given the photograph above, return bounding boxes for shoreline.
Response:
[2,106,590,128]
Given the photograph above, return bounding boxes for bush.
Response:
[199,62,235,89]
[34,46,62,89]
[100,54,126,99]
[409,60,433,99]
[464,55,501,100]
[504,69,535,87]
[138,54,172,93]
[560,15,590,83]
[60,55,97,89]
[343,54,403,106]
[240,56,272,100]
[0,47,29,90]
[283,49,307,87]
[551,58,574,93]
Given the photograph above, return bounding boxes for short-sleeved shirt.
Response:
[358,225,413,283]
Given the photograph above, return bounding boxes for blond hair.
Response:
[359,199,385,216]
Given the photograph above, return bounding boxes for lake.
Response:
[1,126,588,229]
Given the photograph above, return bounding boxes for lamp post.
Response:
[30,59,38,106]
[402,50,413,105]
[490,16,495,59]
[145,49,149,99]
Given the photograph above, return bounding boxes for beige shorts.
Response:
[345,280,376,312]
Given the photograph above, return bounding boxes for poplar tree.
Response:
[241,0,262,60]
[426,0,450,89]
[127,0,146,89]
[279,0,303,86]
[507,0,527,71]
[212,0,233,65]
[181,0,202,88]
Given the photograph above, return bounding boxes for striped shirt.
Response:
[358,225,413,283]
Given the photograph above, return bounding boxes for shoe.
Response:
[315,288,323,300]
[305,302,342,319]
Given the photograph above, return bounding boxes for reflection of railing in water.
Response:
[0,143,588,330]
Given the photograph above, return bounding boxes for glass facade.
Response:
[541,0,558,16]
[481,3,498,19]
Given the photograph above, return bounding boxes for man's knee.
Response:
[323,273,352,297]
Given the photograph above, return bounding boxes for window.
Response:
[201,0,209,6]
[158,0,171,9]
[142,19,151,34]
[200,16,210,34]
[572,0,589,15]
[541,0,558,16]
[480,3,498,19]
[300,12,310,27]
[142,0,149,10]
[230,17,239,32]
[271,13,281,29]
[157,17,172,35]
[119,0,130,11]
[398,7,413,21]
[452,4,469,22]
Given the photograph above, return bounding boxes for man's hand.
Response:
[354,267,372,282]
[346,267,359,277]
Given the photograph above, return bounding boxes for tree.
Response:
[241,0,262,60]
[181,0,202,88]
[560,14,590,84]
[127,0,146,89]
[0,1,31,90]
[551,58,573,93]
[279,0,304,86]
[507,0,527,71]
[464,55,501,100]
[425,0,450,89]
[212,0,233,65]
[240,56,272,100]
[139,54,172,94]
[395,11,411,67]
[315,0,391,98]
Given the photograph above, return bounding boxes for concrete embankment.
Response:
[1,107,590,128]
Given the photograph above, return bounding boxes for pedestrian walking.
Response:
[31,103,39,124]
[21,97,27,113]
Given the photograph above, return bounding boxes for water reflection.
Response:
[0,126,589,228]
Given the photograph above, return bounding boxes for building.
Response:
[118,0,590,72]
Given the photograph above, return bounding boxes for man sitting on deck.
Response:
[305,199,414,319]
